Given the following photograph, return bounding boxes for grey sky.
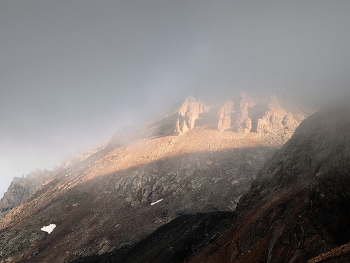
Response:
[1,1,350,197]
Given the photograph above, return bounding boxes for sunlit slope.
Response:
[0,130,275,262]
[0,92,311,263]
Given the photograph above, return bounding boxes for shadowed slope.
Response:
[72,212,235,263]
[0,136,275,263]
[188,99,350,263]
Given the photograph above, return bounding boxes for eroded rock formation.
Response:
[218,100,234,130]
[233,91,255,133]
[255,94,299,137]
[216,92,303,140]
[174,95,209,135]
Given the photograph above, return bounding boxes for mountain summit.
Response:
[0,91,312,263]
[76,98,350,263]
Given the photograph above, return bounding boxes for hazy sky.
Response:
[1,1,350,197]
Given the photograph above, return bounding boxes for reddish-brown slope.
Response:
[187,100,350,263]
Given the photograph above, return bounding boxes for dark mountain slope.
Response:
[72,212,235,263]
[189,100,350,262]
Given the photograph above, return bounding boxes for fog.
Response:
[1,1,350,197]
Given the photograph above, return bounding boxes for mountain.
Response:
[190,99,350,263]
[82,97,350,263]
[0,91,312,263]
[0,168,54,220]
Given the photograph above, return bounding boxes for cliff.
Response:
[174,95,209,135]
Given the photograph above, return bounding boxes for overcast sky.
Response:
[1,1,350,197]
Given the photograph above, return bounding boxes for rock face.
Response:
[0,168,53,220]
[0,91,312,263]
[214,92,304,142]
[174,95,209,135]
[217,100,234,131]
[255,94,299,137]
[233,91,255,133]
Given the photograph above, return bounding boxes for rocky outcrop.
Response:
[307,242,350,263]
[174,95,209,135]
[217,100,234,130]
[0,168,52,220]
[233,91,255,133]
[216,92,304,141]
[174,92,308,147]
[255,94,299,137]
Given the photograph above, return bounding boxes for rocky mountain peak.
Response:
[65,100,349,263]
[213,91,303,141]
[268,93,282,112]
[218,100,234,131]
[174,95,209,135]
[233,91,255,133]
[25,168,43,180]
[0,90,315,263]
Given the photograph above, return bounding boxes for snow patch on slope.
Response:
[151,199,163,205]
[41,224,56,234]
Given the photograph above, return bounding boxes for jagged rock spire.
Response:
[218,100,234,131]
[174,95,209,135]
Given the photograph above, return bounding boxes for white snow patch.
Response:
[41,224,56,234]
[151,199,163,205]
